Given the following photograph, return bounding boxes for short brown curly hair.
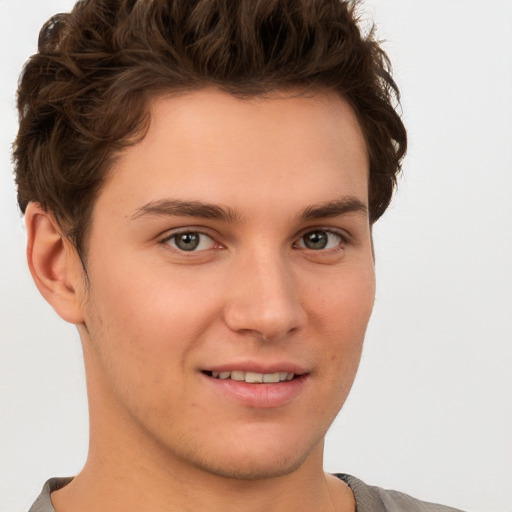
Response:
[13,0,406,258]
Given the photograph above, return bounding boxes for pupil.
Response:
[176,233,200,251]
[304,231,328,249]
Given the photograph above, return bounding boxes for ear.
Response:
[25,203,86,325]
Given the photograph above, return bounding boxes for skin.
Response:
[26,88,375,512]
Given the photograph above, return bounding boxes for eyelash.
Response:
[161,230,221,253]
[160,228,347,254]
[293,229,346,252]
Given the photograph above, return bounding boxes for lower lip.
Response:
[202,374,308,408]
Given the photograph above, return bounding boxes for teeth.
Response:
[209,371,295,383]
[245,371,263,383]
[231,370,245,381]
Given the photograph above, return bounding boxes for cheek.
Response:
[310,262,375,334]
[88,255,219,330]
[81,273,213,419]
[82,260,223,389]
[309,263,375,383]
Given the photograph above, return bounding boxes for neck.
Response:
[51,336,355,512]
[52,429,350,512]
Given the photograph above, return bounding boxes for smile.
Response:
[202,369,307,408]
[205,370,295,383]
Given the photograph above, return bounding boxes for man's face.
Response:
[76,88,375,479]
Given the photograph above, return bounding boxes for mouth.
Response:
[203,370,297,383]
[201,368,308,407]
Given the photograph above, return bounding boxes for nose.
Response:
[223,250,307,341]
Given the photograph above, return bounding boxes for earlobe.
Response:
[25,203,86,325]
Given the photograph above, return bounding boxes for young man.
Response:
[13,1,463,511]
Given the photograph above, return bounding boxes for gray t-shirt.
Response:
[28,474,465,512]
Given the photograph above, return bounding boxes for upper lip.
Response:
[201,361,308,375]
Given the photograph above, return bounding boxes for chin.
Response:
[188,449,311,481]
[173,428,323,481]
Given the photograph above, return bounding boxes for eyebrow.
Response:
[130,196,367,223]
[131,199,240,222]
[298,197,368,221]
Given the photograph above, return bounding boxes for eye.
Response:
[163,231,217,252]
[296,229,344,251]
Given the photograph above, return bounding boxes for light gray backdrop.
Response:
[1,1,511,511]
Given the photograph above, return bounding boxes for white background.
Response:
[1,1,511,511]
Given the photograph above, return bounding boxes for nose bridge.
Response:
[223,244,305,340]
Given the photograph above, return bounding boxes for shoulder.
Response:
[28,478,72,512]
[335,474,466,512]
[29,475,466,512]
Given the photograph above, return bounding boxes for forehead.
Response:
[95,88,369,222]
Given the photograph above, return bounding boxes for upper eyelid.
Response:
[158,226,349,246]
[160,230,220,254]
[159,226,217,242]
[295,226,349,242]
[158,228,216,249]
[294,228,347,248]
